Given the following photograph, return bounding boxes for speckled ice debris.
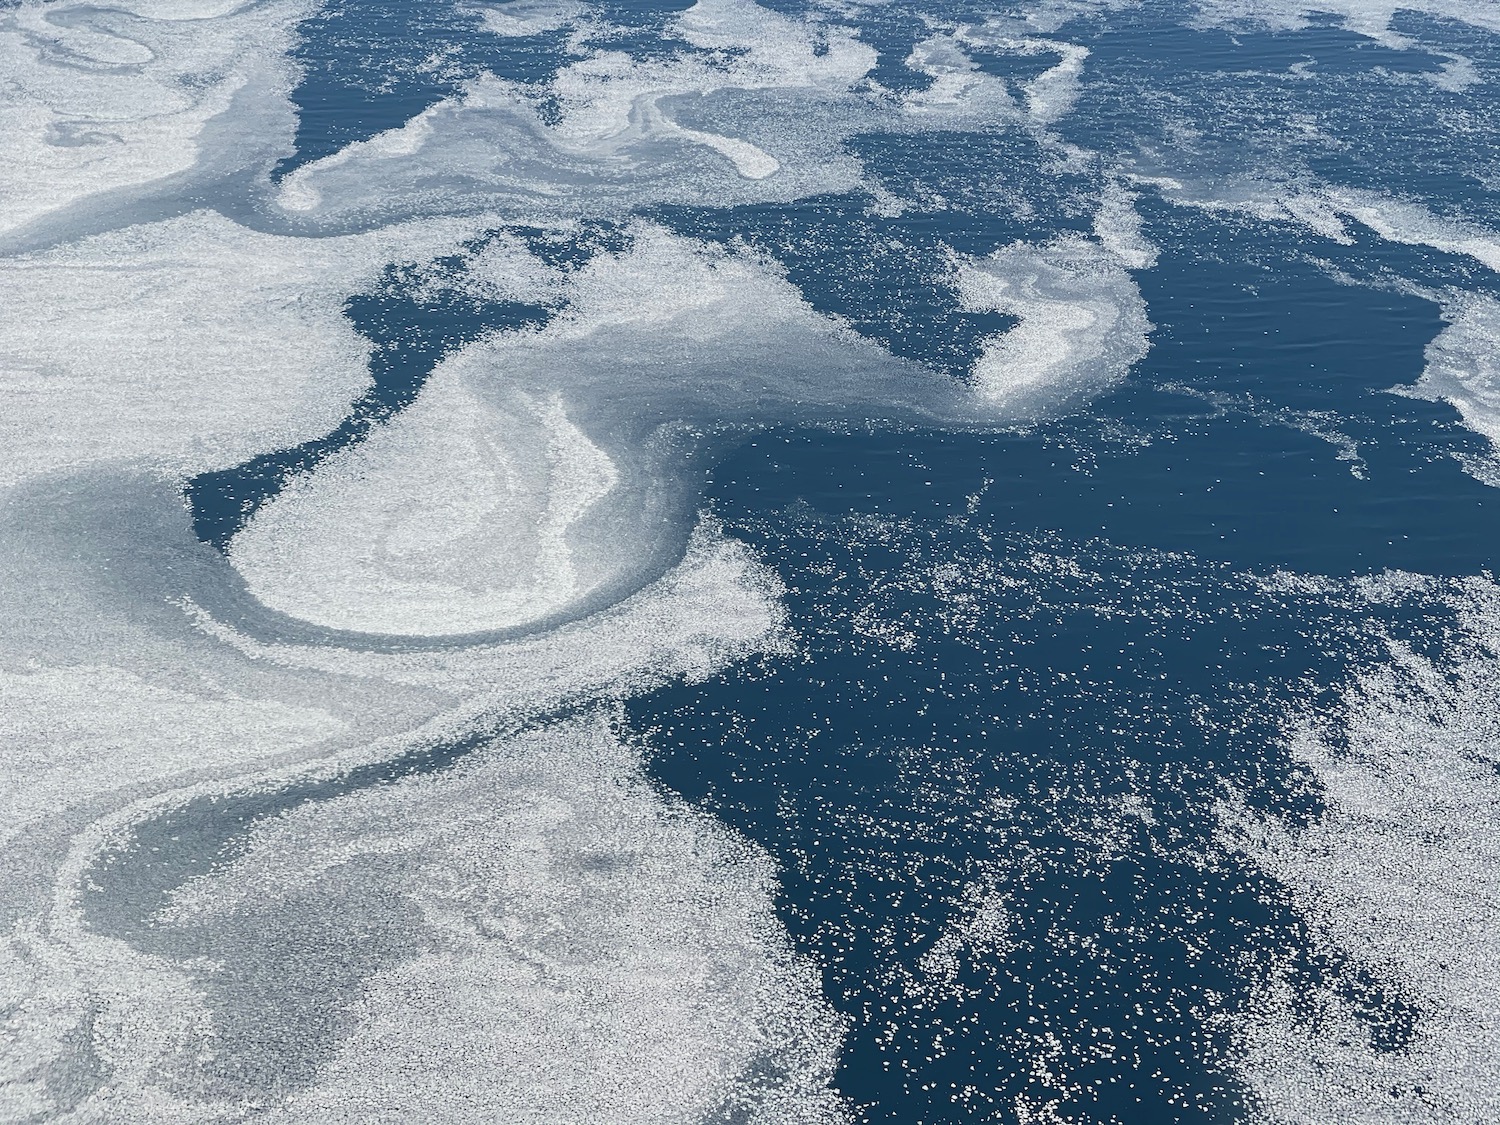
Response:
[248,716,843,1125]
[902,32,1022,123]
[956,235,1152,409]
[1093,182,1160,270]
[1162,179,1500,273]
[1221,575,1500,1125]
[1392,291,1500,486]
[0,0,311,245]
[479,0,583,37]
[0,210,481,490]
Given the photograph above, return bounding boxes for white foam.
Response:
[901,27,1092,133]
[15,716,849,1125]
[1194,0,1500,51]
[480,0,584,37]
[0,500,805,1119]
[0,0,308,243]
[1326,187,1500,273]
[0,210,481,491]
[227,224,1000,637]
[231,377,622,636]
[956,234,1153,408]
[1093,181,1160,269]
[1221,575,1500,1124]
[182,716,845,1125]
[275,0,880,227]
[902,33,1023,123]
[0,665,343,853]
[1167,180,1500,273]
[1392,290,1500,486]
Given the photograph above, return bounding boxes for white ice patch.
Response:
[276,0,879,226]
[0,665,342,854]
[1167,180,1500,272]
[231,378,622,636]
[957,235,1153,408]
[902,33,1023,122]
[901,27,1090,132]
[203,519,786,695]
[1391,290,1500,486]
[1328,189,1500,273]
[228,224,1028,638]
[1094,181,1160,269]
[1193,0,1500,51]
[0,508,802,1119]
[0,0,308,243]
[217,717,845,1125]
[479,0,584,37]
[0,210,481,491]
[1221,574,1500,1125]
[14,714,847,1125]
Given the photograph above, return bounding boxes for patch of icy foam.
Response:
[0,210,482,491]
[230,376,623,636]
[0,0,308,244]
[1165,180,1500,273]
[1094,181,1160,269]
[0,492,799,1116]
[902,33,1023,122]
[0,664,342,853]
[227,224,980,637]
[1221,574,1500,1125]
[480,0,584,37]
[275,0,880,228]
[1392,291,1500,486]
[227,221,1159,637]
[1193,0,1500,51]
[957,235,1153,409]
[145,715,847,1125]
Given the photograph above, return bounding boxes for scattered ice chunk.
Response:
[1221,575,1500,1123]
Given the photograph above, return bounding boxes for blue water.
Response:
[178,1,1500,1119]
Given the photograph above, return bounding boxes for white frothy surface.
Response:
[957,235,1153,409]
[12,714,848,1125]
[0,210,479,489]
[232,222,1089,637]
[1194,0,1500,50]
[0,0,308,242]
[1393,291,1500,486]
[1222,574,1500,1125]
